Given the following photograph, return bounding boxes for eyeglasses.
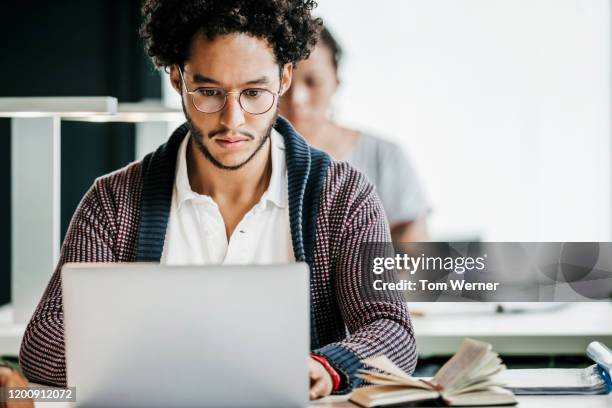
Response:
[178,67,279,115]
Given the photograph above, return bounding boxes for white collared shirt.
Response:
[160,129,294,265]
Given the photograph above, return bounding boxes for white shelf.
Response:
[65,102,183,123]
[0,97,117,117]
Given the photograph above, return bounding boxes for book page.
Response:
[432,338,491,389]
[360,356,431,389]
[362,356,413,379]
[358,372,432,389]
[451,354,506,390]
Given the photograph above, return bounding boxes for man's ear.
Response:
[169,65,183,95]
[279,63,293,96]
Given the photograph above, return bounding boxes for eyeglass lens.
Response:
[191,89,275,114]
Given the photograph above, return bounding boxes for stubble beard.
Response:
[183,101,278,171]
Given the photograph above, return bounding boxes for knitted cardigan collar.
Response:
[135,116,331,269]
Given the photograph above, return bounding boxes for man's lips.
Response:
[214,137,249,150]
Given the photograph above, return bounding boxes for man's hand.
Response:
[308,357,333,400]
[0,365,33,408]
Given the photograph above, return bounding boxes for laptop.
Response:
[62,263,310,407]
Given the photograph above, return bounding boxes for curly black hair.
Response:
[140,0,322,71]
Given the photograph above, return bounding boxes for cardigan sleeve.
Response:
[19,179,118,387]
[312,164,417,394]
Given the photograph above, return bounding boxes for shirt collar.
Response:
[261,128,288,209]
[174,129,287,210]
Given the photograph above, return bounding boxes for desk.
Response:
[412,302,612,356]
[29,393,612,407]
[312,394,612,408]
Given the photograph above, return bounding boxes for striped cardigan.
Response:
[19,117,417,392]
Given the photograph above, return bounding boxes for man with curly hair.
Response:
[19,0,417,400]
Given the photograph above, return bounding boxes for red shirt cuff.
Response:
[311,355,341,392]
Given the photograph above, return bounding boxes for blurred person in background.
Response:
[280,27,430,242]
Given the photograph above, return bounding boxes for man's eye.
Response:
[199,89,221,97]
[244,89,262,98]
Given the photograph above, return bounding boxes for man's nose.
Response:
[219,93,246,129]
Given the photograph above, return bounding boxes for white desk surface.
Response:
[313,394,612,408]
[412,302,612,356]
[31,393,612,408]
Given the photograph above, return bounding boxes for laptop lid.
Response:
[62,263,310,407]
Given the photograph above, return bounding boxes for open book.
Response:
[350,338,517,407]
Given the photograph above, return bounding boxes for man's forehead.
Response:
[185,32,279,85]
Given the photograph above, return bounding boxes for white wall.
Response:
[315,0,611,241]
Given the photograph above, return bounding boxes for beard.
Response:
[182,101,278,171]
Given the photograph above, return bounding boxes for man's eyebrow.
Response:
[244,76,271,86]
[190,74,272,87]
[191,73,221,85]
